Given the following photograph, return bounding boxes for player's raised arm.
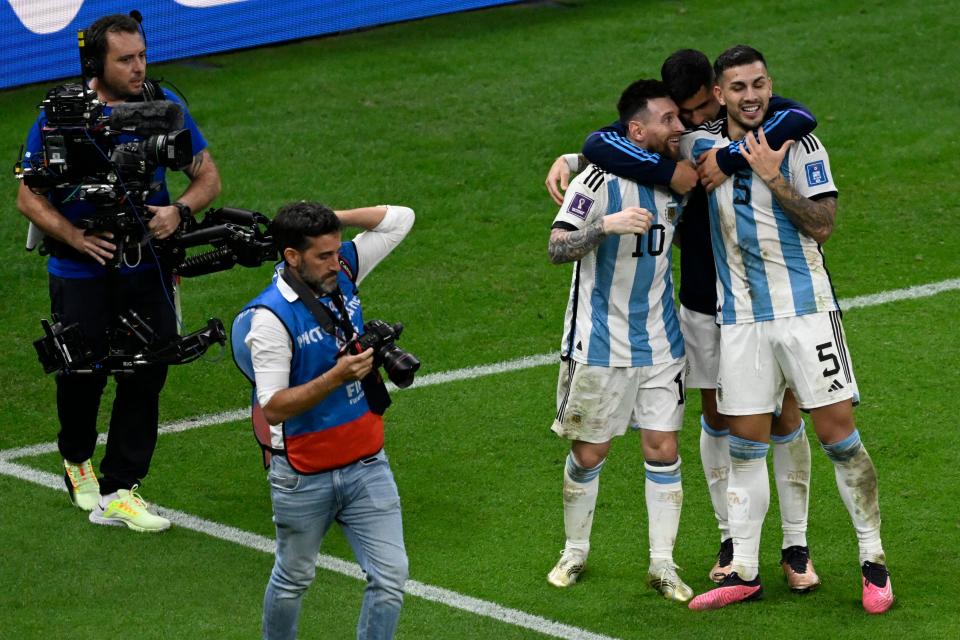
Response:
[582,123,697,194]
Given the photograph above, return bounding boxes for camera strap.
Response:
[279,264,392,416]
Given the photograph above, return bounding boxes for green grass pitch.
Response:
[1,0,959,638]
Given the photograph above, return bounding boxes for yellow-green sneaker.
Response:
[63,459,100,511]
[88,485,170,533]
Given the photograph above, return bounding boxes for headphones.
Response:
[78,11,146,79]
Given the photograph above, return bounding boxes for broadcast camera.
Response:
[13,84,194,268]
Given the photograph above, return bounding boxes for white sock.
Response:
[771,420,810,548]
[99,491,119,509]
[727,436,770,581]
[645,458,683,565]
[563,452,604,554]
[699,415,730,542]
[821,430,886,564]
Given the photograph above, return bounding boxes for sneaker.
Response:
[780,545,821,593]
[861,561,894,614]
[647,562,694,603]
[89,485,170,533]
[547,548,586,588]
[63,459,100,511]
[709,538,734,583]
[688,572,762,611]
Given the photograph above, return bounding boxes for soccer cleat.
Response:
[861,561,894,614]
[63,458,100,511]
[647,562,695,603]
[780,545,821,593]
[89,485,170,533]
[709,538,734,583]
[688,572,762,610]
[547,548,586,588]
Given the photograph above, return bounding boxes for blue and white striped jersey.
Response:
[680,123,839,325]
[553,164,685,367]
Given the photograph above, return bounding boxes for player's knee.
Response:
[566,451,605,483]
[642,431,678,462]
[820,428,863,462]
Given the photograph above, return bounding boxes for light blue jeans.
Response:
[262,450,408,639]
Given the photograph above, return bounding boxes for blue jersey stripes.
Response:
[682,123,839,325]
[553,164,684,367]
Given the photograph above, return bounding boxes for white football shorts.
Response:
[717,310,860,415]
[679,305,720,389]
[551,357,686,442]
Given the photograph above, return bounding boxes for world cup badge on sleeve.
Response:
[566,193,595,220]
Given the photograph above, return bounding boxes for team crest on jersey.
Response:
[566,193,595,219]
[805,160,828,186]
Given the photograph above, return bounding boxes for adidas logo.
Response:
[828,379,844,392]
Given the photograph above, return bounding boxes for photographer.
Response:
[15,14,221,531]
[234,202,414,639]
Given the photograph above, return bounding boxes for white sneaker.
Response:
[89,485,171,533]
[547,548,587,588]
[63,459,100,511]
[648,561,695,603]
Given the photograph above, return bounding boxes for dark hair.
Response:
[713,45,767,82]
[617,79,672,127]
[271,202,342,254]
[87,14,142,73]
[660,49,713,102]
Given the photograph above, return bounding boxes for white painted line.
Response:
[841,277,960,310]
[0,462,618,640]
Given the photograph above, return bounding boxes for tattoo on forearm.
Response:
[766,176,836,241]
[185,152,205,178]
[549,221,607,263]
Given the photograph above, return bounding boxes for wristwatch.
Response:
[172,201,193,221]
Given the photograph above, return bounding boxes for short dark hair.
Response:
[713,45,767,82]
[660,49,713,103]
[271,202,342,254]
[617,79,672,127]
[87,14,142,72]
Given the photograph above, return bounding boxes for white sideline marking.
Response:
[2,277,958,638]
[841,277,960,310]
[0,462,618,640]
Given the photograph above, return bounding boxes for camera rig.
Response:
[31,205,278,375]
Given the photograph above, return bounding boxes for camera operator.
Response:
[15,14,221,532]
[234,202,414,639]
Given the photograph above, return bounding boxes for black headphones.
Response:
[78,11,146,79]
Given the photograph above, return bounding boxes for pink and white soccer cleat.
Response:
[688,572,762,610]
[861,561,894,614]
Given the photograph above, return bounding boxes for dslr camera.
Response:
[340,320,420,389]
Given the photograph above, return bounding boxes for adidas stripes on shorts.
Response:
[716,310,860,415]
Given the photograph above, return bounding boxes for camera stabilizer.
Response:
[35,313,227,375]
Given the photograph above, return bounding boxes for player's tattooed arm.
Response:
[549,207,653,263]
[548,221,607,264]
[765,178,836,244]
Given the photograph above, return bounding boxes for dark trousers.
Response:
[50,269,177,495]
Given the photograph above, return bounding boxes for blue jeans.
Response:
[262,450,408,639]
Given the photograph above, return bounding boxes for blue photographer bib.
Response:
[232,246,384,474]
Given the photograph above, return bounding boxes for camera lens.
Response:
[379,345,420,389]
